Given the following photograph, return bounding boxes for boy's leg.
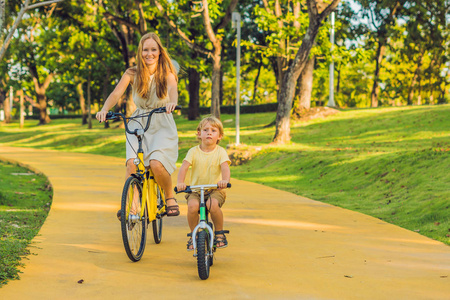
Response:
[208,196,228,248]
[186,195,200,251]
[208,197,224,232]
[187,198,200,232]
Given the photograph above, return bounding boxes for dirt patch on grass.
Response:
[226,144,263,166]
[293,106,340,121]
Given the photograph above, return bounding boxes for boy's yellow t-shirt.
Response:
[184,145,231,186]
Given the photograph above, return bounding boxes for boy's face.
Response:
[198,122,222,145]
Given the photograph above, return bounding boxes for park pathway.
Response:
[0,147,449,299]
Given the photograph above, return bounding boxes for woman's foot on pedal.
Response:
[166,197,180,216]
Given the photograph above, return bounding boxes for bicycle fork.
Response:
[191,187,214,256]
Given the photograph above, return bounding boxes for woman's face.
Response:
[142,38,160,68]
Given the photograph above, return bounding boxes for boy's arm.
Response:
[218,161,231,189]
[176,160,191,191]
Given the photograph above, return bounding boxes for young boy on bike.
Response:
[176,116,231,251]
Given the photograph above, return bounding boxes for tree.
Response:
[155,0,238,119]
[273,0,340,144]
[0,0,64,61]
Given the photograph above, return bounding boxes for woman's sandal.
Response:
[186,233,194,251]
[166,197,180,216]
[214,230,230,249]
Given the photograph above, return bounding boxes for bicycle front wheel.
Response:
[197,230,211,280]
[121,176,147,262]
[152,188,163,244]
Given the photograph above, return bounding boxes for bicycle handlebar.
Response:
[105,105,181,136]
[174,183,231,194]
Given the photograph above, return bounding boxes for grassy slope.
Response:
[0,105,448,244]
[230,106,449,244]
[0,161,53,286]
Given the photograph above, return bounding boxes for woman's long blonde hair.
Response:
[134,32,178,99]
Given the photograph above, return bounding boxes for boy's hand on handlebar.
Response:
[165,103,177,114]
[176,183,187,192]
[217,180,228,190]
[96,110,108,123]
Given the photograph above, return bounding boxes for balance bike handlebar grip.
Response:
[174,183,231,194]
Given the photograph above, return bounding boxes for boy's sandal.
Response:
[214,230,230,249]
[166,197,180,217]
[116,210,122,221]
[186,233,194,251]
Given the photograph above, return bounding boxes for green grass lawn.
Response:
[1,105,449,246]
[0,161,52,286]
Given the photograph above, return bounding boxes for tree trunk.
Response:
[219,67,224,105]
[252,59,263,104]
[371,41,385,108]
[76,82,87,125]
[188,67,200,120]
[37,93,50,125]
[336,65,341,94]
[102,66,111,129]
[407,52,423,106]
[210,53,221,118]
[273,0,340,144]
[32,75,53,125]
[3,90,11,123]
[293,55,315,117]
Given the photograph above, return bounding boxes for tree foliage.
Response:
[0,0,449,145]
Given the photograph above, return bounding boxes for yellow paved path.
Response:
[0,147,449,299]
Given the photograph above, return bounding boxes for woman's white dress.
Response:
[125,75,178,174]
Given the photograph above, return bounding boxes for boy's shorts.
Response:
[185,190,226,208]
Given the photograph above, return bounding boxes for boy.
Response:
[177,116,231,251]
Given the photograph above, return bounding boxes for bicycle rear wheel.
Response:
[152,188,163,244]
[197,230,211,280]
[121,176,147,262]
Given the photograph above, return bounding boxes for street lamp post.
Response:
[328,11,336,107]
[232,12,241,145]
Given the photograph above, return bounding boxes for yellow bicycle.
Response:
[106,106,180,261]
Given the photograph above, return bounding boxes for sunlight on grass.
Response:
[1,105,449,245]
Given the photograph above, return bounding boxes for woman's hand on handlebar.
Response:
[96,110,108,123]
[165,102,178,114]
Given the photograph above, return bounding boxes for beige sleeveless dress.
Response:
[125,75,178,175]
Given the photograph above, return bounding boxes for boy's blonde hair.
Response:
[197,116,224,144]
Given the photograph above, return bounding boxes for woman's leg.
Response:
[126,158,136,178]
[149,160,179,215]
[125,159,139,215]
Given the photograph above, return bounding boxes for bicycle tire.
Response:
[152,188,163,244]
[197,230,211,280]
[121,176,147,262]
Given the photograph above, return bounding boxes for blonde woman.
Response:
[96,32,180,217]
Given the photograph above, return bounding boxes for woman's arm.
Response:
[165,72,178,114]
[96,71,132,122]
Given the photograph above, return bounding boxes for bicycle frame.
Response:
[191,185,216,253]
[124,133,166,224]
[107,107,179,225]
[175,183,230,252]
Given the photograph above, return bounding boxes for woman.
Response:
[96,32,180,217]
